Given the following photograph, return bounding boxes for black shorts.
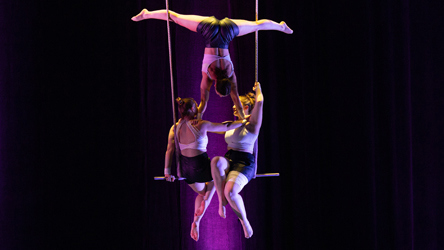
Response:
[224,150,256,181]
[180,152,213,184]
[196,16,239,49]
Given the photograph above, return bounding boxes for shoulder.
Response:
[230,72,237,84]
[169,123,178,133]
[197,120,215,132]
[171,119,184,129]
[201,71,212,86]
[196,119,210,127]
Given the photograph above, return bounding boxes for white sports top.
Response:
[176,120,208,151]
[225,126,258,153]
[201,53,234,80]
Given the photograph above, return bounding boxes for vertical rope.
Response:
[165,2,175,123]
[165,1,182,247]
[255,0,259,82]
[253,0,259,178]
[165,1,181,178]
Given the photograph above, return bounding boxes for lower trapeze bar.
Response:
[154,173,279,181]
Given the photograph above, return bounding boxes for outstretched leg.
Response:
[225,178,253,238]
[131,9,208,32]
[231,19,293,36]
[189,181,216,241]
[211,156,229,218]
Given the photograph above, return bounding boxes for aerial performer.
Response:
[132,9,292,119]
[163,97,248,241]
[210,82,264,239]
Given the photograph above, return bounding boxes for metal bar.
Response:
[154,173,279,181]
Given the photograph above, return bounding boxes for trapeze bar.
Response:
[256,173,279,177]
[154,176,186,181]
[153,173,279,181]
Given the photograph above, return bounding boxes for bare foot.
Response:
[190,221,200,241]
[195,200,205,217]
[239,218,253,238]
[219,199,227,218]
[190,200,205,241]
[131,9,149,22]
[280,21,293,34]
[219,205,226,219]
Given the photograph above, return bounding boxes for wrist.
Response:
[164,167,171,175]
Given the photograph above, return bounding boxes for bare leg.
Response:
[231,19,293,36]
[131,9,208,32]
[189,182,216,241]
[225,181,253,238]
[211,157,229,218]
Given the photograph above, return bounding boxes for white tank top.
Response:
[225,126,258,153]
[176,120,208,151]
[201,53,234,80]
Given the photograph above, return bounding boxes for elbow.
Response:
[200,94,208,104]
[256,99,264,106]
[166,146,174,155]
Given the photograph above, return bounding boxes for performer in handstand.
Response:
[132,9,292,119]
[210,82,263,239]
[164,97,247,241]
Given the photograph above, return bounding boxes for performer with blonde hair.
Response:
[210,82,264,239]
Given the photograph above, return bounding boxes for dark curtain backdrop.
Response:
[1,0,443,249]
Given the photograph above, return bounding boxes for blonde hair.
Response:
[239,92,255,113]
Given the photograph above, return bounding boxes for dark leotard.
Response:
[180,153,213,184]
[197,16,239,49]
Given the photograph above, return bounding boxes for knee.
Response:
[257,19,273,28]
[211,157,226,175]
[197,186,207,197]
[224,187,237,202]
[257,19,268,25]
[211,156,221,167]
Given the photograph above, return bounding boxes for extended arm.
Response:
[229,73,246,119]
[164,125,176,181]
[197,72,212,119]
[199,119,246,134]
[246,82,263,134]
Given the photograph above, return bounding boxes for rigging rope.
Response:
[166,1,181,177]
[253,0,259,178]
[255,0,259,83]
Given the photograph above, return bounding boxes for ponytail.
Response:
[176,97,197,118]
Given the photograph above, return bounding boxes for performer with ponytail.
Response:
[164,97,248,241]
[132,9,292,119]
